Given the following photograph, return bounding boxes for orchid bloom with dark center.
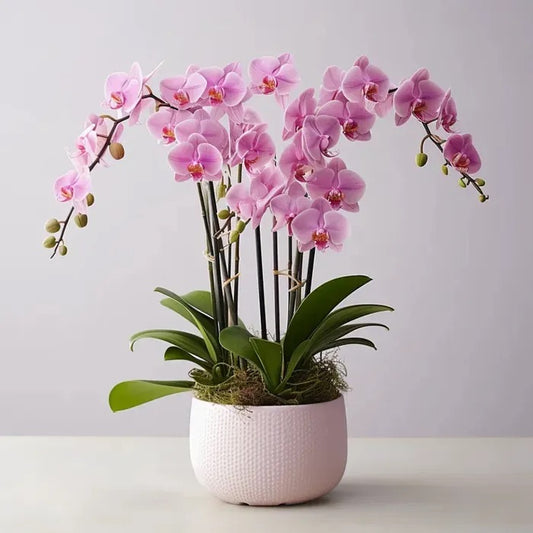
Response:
[443,134,481,174]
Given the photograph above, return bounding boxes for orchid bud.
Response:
[479,195,487,203]
[236,220,246,233]
[475,178,486,186]
[416,153,428,167]
[109,142,125,160]
[229,230,240,244]
[45,218,61,233]
[441,164,449,175]
[43,236,56,248]
[217,182,227,200]
[86,193,95,207]
[218,209,230,220]
[58,245,68,256]
[458,179,467,188]
[74,214,88,228]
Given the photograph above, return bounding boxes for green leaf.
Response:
[311,304,393,342]
[249,338,283,391]
[280,339,312,388]
[156,287,220,361]
[109,380,194,412]
[181,290,214,317]
[318,337,377,352]
[284,276,372,358]
[311,322,389,354]
[129,329,210,361]
[164,346,212,371]
[219,326,261,368]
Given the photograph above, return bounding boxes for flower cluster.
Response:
[44,54,487,258]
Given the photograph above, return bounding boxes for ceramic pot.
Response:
[189,395,347,506]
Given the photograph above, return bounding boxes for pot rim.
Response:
[191,393,344,410]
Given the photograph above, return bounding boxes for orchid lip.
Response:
[110,91,124,108]
[173,90,190,105]
[60,186,73,201]
[312,228,330,250]
[187,161,205,180]
[208,86,224,105]
[325,189,344,209]
[364,82,379,102]
[260,75,277,94]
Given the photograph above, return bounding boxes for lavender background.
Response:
[1,0,532,436]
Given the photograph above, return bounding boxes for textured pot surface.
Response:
[189,395,347,506]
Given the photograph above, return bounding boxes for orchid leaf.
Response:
[249,338,283,391]
[164,346,213,371]
[129,329,210,361]
[284,276,372,358]
[109,380,194,412]
[219,326,261,368]
[317,337,377,352]
[311,322,389,354]
[279,339,312,389]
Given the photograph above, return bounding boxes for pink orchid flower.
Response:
[301,114,341,166]
[317,100,376,141]
[168,133,223,182]
[292,197,350,252]
[342,56,390,105]
[279,130,315,182]
[249,53,300,107]
[174,110,229,159]
[229,108,262,163]
[282,88,317,140]
[318,66,346,106]
[159,70,207,109]
[306,158,365,211]
[235,123,276,174]
[437,89,458,133]
[54,168,91,214]
[147,108,192,145]
[198,65,247,109]
[226,166,286,228]
[270,181,311,235]
[104,63,144,116]
[443,133,481,174]
[393,68,445,125]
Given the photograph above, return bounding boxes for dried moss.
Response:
[192,355,349,406]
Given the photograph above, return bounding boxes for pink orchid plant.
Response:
[42,54,488,410]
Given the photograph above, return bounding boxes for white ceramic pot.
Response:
[189,395,347,506]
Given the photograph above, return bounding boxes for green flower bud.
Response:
[479,195,487,203]
[217,182,227,200]
[441,164,449,175]
[218,209,230,220]
[86,193,95,207]
[45,218,61,233]
[58,245,68,256]
[475,178,486,186]
[43,236,56,249]
[236,220,247,233]
[458,179,467,188]
[416,153,428,167]
[109,142,125,160]
[74,214,88,228]
[229,230,240,244]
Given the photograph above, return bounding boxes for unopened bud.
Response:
[236,220,246,233]
[479,195,487,203]
[218,209,230,220]
[86,193,95,207]
[217,182,227,200]
[58,245,68,256]
[475,178,486,186]
[45,218,61,233]
[441,164,449,175]
[43,236,56,248]
[109,142,125,160]
[229,230,240,244]
[74,214,88,228]
[458,179,467,188]
[416,153,428,167]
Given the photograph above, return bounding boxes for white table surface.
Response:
[0,437,532,532]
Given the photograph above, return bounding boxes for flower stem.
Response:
[304,247,316,298]
[255,225,267,339]
[233,164,243,322]
[288,247,302,322]
[287,235,293,326]
[272,225,280,342]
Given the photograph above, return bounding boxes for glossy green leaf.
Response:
[129,329,210,361]
[284,275,372,358]
[181,290,214,318]
[279,339,312,388]
[311,322,389,354]
[249,338,283,391]
[219,326,261,368]
[164,346,212,371]
[109,380,194,412]
[156,287,220,361]
[311,304,393,342]
[317,337,377,352]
